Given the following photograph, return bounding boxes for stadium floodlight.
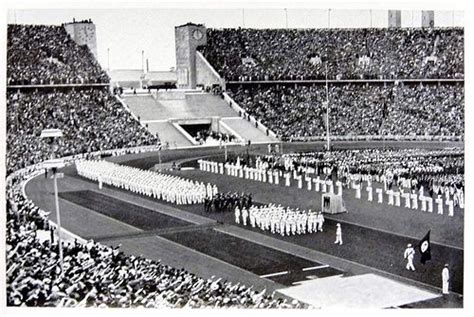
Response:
[40,129,65,276]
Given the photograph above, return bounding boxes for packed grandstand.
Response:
[5,24,301,308]
[5,21,464,309]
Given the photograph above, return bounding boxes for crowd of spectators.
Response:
[6,173,301,308]
[6,23,303,308]
[6,88,159,176]
[229,83,464,140]
[7,24,109,85]
[200,27,464,81]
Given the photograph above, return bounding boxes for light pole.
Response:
[325,63,330,151]
[40,129,65,275]
[284,8,288,28]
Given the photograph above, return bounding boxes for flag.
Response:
[418,230,431,264]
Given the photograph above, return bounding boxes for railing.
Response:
[225,78,464,85]
[287,135,464,142]
[7,83,110,89]
[222,92,278,140]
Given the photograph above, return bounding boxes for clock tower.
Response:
[175,23,207,89]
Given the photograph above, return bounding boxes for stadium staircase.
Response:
[145,121,194,147]
[221,117,277,142]
[120,90,277,147]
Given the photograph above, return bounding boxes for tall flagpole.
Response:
[325,62,330,151]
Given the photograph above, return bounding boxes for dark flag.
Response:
[418,230,432,264]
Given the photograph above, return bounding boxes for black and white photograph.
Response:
[1,0,472,314]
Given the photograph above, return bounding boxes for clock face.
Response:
[192,29,203,41]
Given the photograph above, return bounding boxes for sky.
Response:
[6,7,465,72]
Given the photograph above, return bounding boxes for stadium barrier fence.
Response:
[287,135,463,142]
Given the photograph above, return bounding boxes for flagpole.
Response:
[325,62,330,151]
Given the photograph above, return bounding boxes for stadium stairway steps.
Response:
[121,92,277,145]
[183,93,239,118]
[145,121,193,147]
[122,92,238,120]
[221,117,277,143]
[120,94,159,120]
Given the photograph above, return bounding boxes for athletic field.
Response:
[24,141,464,308]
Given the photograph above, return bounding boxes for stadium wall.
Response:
[64,22,98,59]
[196,51,224,88]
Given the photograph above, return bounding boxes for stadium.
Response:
[4,8,466,310]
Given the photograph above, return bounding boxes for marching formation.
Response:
[76,160,217,205]
[198,158,343,194]
[235,204,325,236]
[204,192,252,213]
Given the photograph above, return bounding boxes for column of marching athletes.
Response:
[76,160,218,205]
[234,204,326,236]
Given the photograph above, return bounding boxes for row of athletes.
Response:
[234,204,325,236]
[204,192,253,213]
[75,160,218,205]
[350,174,464,208]
[352,181,459,216]
[199,159,344,193]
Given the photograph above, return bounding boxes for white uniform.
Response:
[446,200,454,217]
[367,186,373,202]
[442,266,450,294]
[426,197,433,213]
[403,192,411,208]
[336,181,342,196]
[284,173,291,187]
[315,177,321,192]
[297,175,303,189]
[411,192,418,209]
[273,170,280,185]
[355,183,361,199]
[420,195,427,211]
[436,196,444,215]
[404,246,415,271]
[387,189,394,205]
[235,207,240,224]
[334,225,343,245]
[376,188,383,203]
[317,213,324,232]
[394,191,401,207]
[241,208,248,226]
